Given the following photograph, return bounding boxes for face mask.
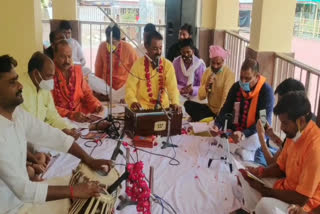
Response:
[106,42,117,53]
[239,81,251,92]
[36,71,54,91]
[66,38,72,43]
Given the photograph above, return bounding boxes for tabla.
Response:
[69,163,120,214]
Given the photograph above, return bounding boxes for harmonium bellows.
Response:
[124,107,182,137]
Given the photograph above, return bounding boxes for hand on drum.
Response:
[87,158,114,173]
[73,181,106,198]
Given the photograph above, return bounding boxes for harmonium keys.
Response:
[124,107,182,138]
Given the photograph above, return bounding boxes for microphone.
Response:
[154,88,162,110]
[111,129,125,161]
[207,73,214,93]
[154,56,160,71]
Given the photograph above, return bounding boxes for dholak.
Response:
[69,163,120,214]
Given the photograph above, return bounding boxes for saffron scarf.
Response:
[240,75,266,128]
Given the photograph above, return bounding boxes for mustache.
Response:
[16,90,22,96]
[63,63,71,67]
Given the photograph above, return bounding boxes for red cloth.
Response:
[52,65,101,119]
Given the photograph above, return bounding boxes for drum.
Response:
[69,163,120,214]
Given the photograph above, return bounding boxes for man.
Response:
[59,20,86,66]
[255,78,317,166]
[172,39,206,101]
[44,30,65,60]
[125,30,181,112]
[184,45,234,121]
[211,58,274,161]
[241,91,320,213]
[0,55,112,213]
[95,25,138,102]
[22,52,77,137]
[52,40,103,122]
[167,23,200,62]
[136,23,156,58]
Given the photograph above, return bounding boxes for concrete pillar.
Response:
[199,0,239,65]
[0,0,43,73]
[52,0,77,20]
[246,0,296,84]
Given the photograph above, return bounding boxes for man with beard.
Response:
[239,91,320,213]
[172,39,206,100]
[167,23,200,61]
[0,54,113,213]
[95,25,138,103]
[184,45,234,121]
[125,31,181,113]
[52,40,103,123]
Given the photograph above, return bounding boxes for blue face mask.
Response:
[239,81,251,92]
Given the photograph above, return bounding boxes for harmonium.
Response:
[124,107,182,137]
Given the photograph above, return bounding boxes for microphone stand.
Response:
[160,104,178,149]
[96,6,160,139]
[97,6,153,62]
[220,113,233,173]
[117,148,137,210]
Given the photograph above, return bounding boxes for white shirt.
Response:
[68,38,86,67]
[0,107,74,214]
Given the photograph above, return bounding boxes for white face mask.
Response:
[290,121,303,143]
[291,130,302,143]
[35,71,54,91]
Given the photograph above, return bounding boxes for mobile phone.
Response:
[246,171,265,186]
[259,109,267,127]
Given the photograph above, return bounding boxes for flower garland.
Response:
[144,56,164,106]
[235,91,250,131]
[105,42,122,82]
[53,67,76,111]
[126,161,151,214]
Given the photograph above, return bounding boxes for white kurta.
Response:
[0,107,74,214]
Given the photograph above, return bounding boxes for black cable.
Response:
[153,193,177,214]
[126,143,180,166]
[113,50,159,81]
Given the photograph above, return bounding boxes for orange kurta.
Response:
[275,121,320,212]
[95,40,138,90]
[52,65,102,119]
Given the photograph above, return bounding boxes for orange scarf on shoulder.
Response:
[241,75,266,128]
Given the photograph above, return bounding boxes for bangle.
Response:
[258,167,264,178]
[70,186,74,200]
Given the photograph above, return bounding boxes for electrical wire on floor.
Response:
[125,143,180,166]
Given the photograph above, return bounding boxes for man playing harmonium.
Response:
[125,30,181,113]
[0,55,113,213]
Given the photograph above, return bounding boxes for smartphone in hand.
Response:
[259,109,267,128]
